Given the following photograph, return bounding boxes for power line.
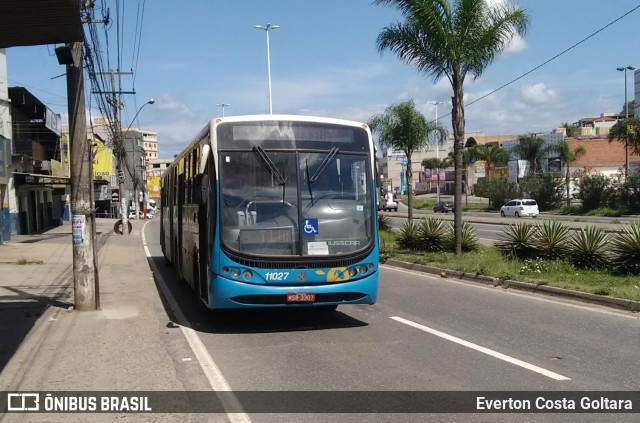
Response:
[435,3,640,122]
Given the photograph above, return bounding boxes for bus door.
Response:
[197,147,215,302]
[177,170,185,279]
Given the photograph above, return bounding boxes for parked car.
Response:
[433,200,454,213]
[128,210,145,219]
[500,199,539,217]
[378,192,399,212]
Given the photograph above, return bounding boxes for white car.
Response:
[128,210,145,219]
[500,199,539,218]
[378,192,399,212]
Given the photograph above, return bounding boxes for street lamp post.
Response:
[117,98,154,230]
[254,23,280,114]
[617,66,635,179]
[216,103,230,117]
[430,100,444,203]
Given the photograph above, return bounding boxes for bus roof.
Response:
[212,114,369,130]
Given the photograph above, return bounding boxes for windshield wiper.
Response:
[253,146,285,185]
[309,147,339,183]
[306,159,314,205]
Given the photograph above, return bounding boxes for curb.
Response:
[384,259,640,313]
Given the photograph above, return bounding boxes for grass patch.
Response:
[409,198,490,212]
[585,208,622,217]
[384,240,640,302]
[16,258,45,265]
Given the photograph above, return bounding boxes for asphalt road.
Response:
[143,219,640,422]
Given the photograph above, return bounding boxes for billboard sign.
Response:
[91,138,113,179]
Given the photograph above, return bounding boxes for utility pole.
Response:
[94,71,134,234]
[65,42,97,310]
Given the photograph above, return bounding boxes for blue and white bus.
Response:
[161,115,378,310]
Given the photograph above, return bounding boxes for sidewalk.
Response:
[0,219,222,421]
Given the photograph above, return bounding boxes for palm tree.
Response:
[451,146,481,205]
[422,157,452,203]
[475,144,509,180]
[375,0,529,254]
[608,117,640,178]
[554,140,586,207]
[369,99,446,222]
[511,135,551,175]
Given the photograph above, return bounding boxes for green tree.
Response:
[375,0,529,254]
[578,173,611,212]
[369,99,446,222]
[518,173,563,211]
[554,140,586,207]
[609,117,640,150]
[618,170,640,214]
[449,147,480,205]
[422,157,452,202]
[560,122,575,137]
[608,117,640,177]
[620,101,635,117]
[474,179,519,210]
[511,135,551,175]
[475,144,509,179]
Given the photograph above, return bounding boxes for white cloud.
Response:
[503,35,527,54]
[520,83,558,104]
[148,94,207,158]
[485,0,528,56]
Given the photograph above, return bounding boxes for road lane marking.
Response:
[383,265,639,320]
[390,316,571,381]
[142,222,251,422]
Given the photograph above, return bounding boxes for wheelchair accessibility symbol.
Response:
[303,218,319,235]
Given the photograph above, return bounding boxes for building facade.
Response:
[0,49,12,242]
[147,158,172,203]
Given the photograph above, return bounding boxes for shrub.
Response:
[578,173,611,212]
[444,221,479,253]
[534,220,570,260]
[584,208,621,217]
[495,223,539,260]
[417,218,447,252]
[610,224,640,275]
[378,214,392,232]
[518,173,564,211]
[396,221,421,251]
[568,226,610,269]
[617,171,640,214]
[557,205,582,215]
[474,179,519,210]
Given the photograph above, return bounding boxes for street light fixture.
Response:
[118,98,155,225]
[216,103,230,117]
[254,23,280,114]
[430,100,444,203]
[616,66,635,179]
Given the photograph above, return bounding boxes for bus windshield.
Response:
[219,148,373,257]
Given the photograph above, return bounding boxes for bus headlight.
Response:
[242,270,253,281]
[358,265,368,274]
[230,268,241,278]
[348,267,358,277]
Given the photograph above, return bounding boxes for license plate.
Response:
[286,292,316,302]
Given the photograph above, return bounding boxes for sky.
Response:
[4,0,640,158]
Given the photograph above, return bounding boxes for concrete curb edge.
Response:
[384,259,640,313]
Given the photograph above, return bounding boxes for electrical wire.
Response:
[433,3,640,123]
